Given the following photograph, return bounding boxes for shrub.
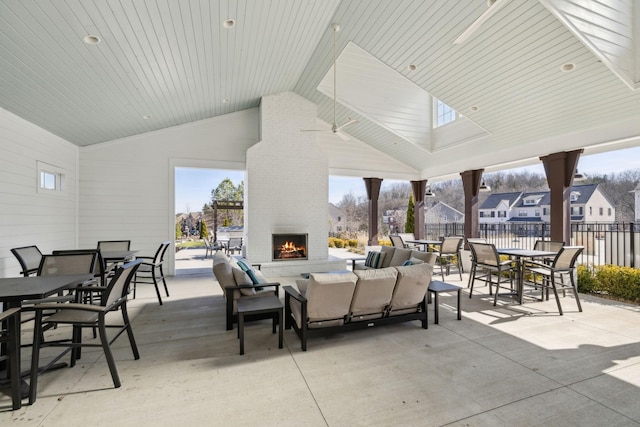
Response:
[577,264,640,303]
[348,239,358,248]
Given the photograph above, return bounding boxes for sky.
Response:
[175,146,640,213]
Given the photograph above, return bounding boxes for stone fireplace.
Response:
[243,92,345,276]
[272,233,307,261]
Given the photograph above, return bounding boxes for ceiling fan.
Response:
[302,23,357,141]
[453,0,509,45]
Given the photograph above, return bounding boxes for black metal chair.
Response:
[97,240,132,273]
[29,259,143,405]
[468,242,516,305]
[0,307,21,410]
[132,242,171,305]
[11,245,43,277]
[435,236,464,281]
[225,237,243,255]
[524,246,584,315]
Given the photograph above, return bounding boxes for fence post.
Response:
[630,222,635,268]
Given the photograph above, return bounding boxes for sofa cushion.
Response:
[232,267,256,296]
[350,267,398,320]
[409,250,437,265]
[388,247,412,266]
[305,272,357,323]
[389,264,434,313]
[379,246,396,268]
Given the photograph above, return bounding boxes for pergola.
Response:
[211,200,244,242]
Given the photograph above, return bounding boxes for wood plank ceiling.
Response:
[1,0,639,178]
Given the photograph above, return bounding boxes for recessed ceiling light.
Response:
[407,64,417,71]
[143,114,152,120]
[83,35,101,45]
[560,63,575,72]
[223,19,236,28]
[469,105,479,112]
[222,98,230,103]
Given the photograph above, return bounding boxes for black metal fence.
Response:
[423,222,639,268]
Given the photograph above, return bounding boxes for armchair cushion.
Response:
[388,248,412,267]
[304,272,357,325]
[379,246,396,268]
[232,267,256,296]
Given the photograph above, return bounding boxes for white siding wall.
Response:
[0,107,79,278]
[584,189,615,223]
[78,109,259,274]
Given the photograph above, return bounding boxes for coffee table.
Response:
[428,280,462,324]
[237,295,283,355]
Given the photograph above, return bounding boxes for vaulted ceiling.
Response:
[1,0,640,179]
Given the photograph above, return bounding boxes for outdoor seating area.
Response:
[2,253,639,424]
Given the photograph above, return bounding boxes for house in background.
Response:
[425,202,464,223]
[329,203,347,234]
[479,184,615,226]
[633,183,640,223]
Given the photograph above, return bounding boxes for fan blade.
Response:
[453,0,509,45]
[335,117,357,132]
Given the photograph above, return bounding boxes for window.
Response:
[535,210,540,217]
[599,207,604,215]
[37,161,64,194]
[490,211,495,218]
[479,212,485,218]
[570,192,580,202]
[589,207,592,215]
[518,210,527,217]
[435,99,458,127]
[543,208,549,215]
[608,208,612,216]
[498,211,506,218]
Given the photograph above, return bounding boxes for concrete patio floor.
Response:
[2,248,640,426]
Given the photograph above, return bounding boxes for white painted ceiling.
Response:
[1,0,640,180]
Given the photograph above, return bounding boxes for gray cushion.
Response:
[232,267,256,296]
[379,246,396,268]
[388,248,412,266]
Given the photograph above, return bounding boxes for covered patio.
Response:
[2,255,639,425]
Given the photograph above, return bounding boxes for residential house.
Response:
[479,184,615,225]
[328,203,347,234]
[425,202,464,223]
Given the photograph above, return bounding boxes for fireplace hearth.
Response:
[272,233,307,261]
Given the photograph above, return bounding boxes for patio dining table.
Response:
[0,274,93,403]
[496,248,558,304]
[405,239,442,252]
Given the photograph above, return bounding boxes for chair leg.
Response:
[570,272,583,312]
[98,315,121,388]
[121,304,140,359]
[159,265,169,297]
[29,310,44,405]
[550,275,563,315]
[132,273,137,299]
[151,268,163,305]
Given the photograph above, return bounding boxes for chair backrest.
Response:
[97,240,131,251]
[440,236,463,254]
[533,240,565,252]
[153,241,171,263]
[52,249,105,281]
[11,245,43,276]
[552,246,583,270]
[102,259,143,307]
[389,235,405,248]
[38,253,97,276]
[470,242,500,267]
[227,237,242,247]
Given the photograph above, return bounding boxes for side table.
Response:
[237,295,283,355]
[428,280,462,324]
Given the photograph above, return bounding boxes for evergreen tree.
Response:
[200,220,209,239]
[405,194,415,233]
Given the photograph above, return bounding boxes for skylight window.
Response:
[435,99,458,127]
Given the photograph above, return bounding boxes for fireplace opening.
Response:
[272,233,307,261]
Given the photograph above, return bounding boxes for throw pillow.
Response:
[236,259,251,272]
[232,267,256,296]
[365,251,382,268]
[235,258,261,284]
[402,260,413,266]
[408,257,424,265]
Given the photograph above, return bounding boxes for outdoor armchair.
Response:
[225,237,243,255]
[435,236,464,281]
[11,245,43,277]
[29,259,143,404]
[524,246,583,315]
[132,241,170,305]
[467,242,516,306]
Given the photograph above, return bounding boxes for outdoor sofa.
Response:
[354,245,436,270]
[284,257,435,351]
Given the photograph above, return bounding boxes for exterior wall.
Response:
[583,189,615,222]
[79,109,259,274]
[0,107,79,278]
[245,92,341,275]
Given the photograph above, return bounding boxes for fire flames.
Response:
[279,241,302,254]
